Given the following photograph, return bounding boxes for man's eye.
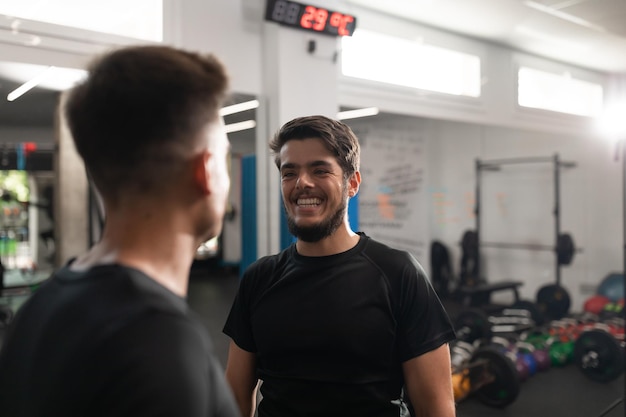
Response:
[314,169,329,175]
[282,172,295,178]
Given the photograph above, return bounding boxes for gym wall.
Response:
[347,113,619,313]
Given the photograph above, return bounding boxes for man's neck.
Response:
[295,227,360,257]
[69,210,197,297]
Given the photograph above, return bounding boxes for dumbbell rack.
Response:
[453,307,626,413]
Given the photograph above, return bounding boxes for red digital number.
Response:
[329,12,342,31]
[300,5,316,29]
[313,8,328,31]
[300,5,329,32]
[329,11,354,36]
[338,15,354,36]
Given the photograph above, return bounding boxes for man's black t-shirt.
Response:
[0,264,239,417]
[224,233,456,417]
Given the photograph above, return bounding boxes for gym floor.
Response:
[187,265,625,417]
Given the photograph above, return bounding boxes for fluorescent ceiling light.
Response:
[7,66,56,101]
[220,99,259,116]
[3,64,87,101]
[337,107,379,120]
[225,120,256,134]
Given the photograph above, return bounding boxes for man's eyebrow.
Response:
[310,160,333,168]
[280,160,332,170]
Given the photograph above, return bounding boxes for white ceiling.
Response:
[345,0,626,74]
[2,0,625,129]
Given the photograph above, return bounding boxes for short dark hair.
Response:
[269,115,360,179]
[65,45,229,202]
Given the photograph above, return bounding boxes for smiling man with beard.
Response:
[223,115,456,417]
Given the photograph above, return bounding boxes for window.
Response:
[0,0,163,41]
[341,29,481,97]
[518,66,603,117]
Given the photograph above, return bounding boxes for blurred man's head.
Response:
[65,45,231,241]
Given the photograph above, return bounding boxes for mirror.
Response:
[0,63,59,311]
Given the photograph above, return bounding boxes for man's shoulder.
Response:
[45,263,189,318]
[360,235,426,278]
[362,235,414,262]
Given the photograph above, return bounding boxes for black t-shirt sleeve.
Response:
[395,253,456,362]
[223,270,257,353]
[95,312,239,417]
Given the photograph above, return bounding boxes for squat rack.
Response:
[473,154,577,287]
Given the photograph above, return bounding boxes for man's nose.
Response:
[296,173,314,189]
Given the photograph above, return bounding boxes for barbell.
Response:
[450,342,521,408]
[461,230,580,265]
[574,320,625,383]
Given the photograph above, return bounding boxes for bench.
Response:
[455,281,523,309]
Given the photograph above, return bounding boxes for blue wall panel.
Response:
[240,155,257,277]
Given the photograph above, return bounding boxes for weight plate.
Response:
[536,284,571,320]
[454,309,491,343]
[512,299,545,326]
[533,349,551,371]
[451,370,472,401]
[515,356,529,382]
[520,352,537,376]
[556,233,575,265]
[574,329,624,383]
[461,230,479,258]
[470,346,521,408]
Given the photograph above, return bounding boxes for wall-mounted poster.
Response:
[355,124,428,262]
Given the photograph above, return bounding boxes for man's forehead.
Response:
[280,158,334,168]
[280,137,332,153]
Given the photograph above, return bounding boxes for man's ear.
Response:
[193,150,212,195]
[348,171,361,198]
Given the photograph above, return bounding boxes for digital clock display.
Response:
[265,0,357,37]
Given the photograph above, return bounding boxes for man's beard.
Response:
[285,187,348,243]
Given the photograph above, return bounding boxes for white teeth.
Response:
[297,198,321,206]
